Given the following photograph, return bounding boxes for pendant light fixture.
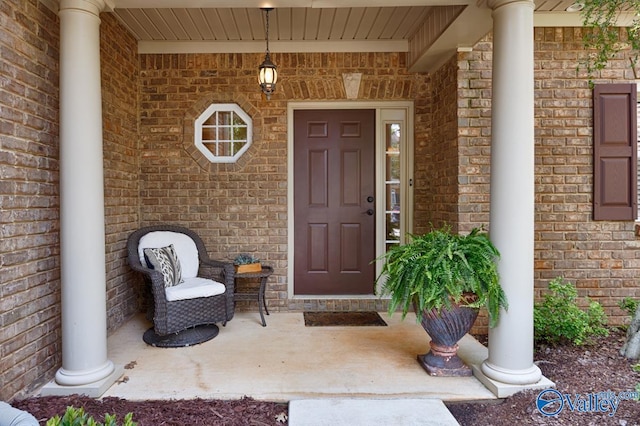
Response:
[258,7,277,100]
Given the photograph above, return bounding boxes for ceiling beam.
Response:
[138,39,408,54]
[534,12,636,27]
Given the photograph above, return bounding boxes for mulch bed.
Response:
[11,328,640,425]
[446,328,640,425]
[14,395,288,426]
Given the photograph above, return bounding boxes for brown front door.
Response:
[293,109,376,295]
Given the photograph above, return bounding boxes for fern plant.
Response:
[376,226,507,327]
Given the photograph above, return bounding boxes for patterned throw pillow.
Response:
[143,244,183,288]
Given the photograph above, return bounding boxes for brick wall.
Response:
[0,9,140,400]
[101,14,141,330]
[416,55,460,234]
[457,39,493,235]
[457,28,640,330]
[138,52,431,313]
[533,27,640,325]
[0,1,61,401]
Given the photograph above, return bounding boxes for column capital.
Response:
[487,0,535,11]
[59,0,113,15]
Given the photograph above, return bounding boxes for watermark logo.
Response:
[537,389,564,416]
[536,389,639,417]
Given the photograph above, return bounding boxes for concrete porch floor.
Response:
[99,311,497,403]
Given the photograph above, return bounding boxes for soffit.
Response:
[101,0,632,72]
[111,6,433,53]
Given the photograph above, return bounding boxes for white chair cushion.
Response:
[165,277,226,302]
[138,231,200,278]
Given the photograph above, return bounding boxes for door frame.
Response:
[287,101,414,299]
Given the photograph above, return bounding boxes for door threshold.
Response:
[291,294,380,300]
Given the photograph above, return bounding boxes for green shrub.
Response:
[46,407,136,426]
[534,277,609,346]
[619,297,639,318]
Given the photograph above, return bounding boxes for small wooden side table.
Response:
[234,265,273,326]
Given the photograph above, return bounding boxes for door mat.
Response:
[303,311,387,327]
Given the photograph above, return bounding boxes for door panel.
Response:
[294,109,375,295]
[308,224,328,271]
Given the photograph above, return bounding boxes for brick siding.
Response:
[456,28,640,331]
[532,28,640,325]
[0,10,140,401]
[416,55,461,233]
[0,0,61,401]
[138,51,431,313]
[101,14,142,331]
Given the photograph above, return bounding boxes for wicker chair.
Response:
[127,225,235,346]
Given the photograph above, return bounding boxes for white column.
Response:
[480,0,542,386]
[54,0,114,387]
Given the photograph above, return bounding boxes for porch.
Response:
[80,312,495,402]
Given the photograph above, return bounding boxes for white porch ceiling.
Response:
[103,0,633,73]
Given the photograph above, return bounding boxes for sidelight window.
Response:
[385,123,402,250]
[379,108,413,253]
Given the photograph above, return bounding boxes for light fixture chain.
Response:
[265,9,270,55]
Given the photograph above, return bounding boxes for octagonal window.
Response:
[195,103,253,163]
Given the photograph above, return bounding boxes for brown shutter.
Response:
[593,83,638,220]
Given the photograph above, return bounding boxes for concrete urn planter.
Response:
[416,297,479,377]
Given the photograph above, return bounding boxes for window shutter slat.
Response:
[593,83,638,220]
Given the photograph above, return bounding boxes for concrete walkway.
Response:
[288,398,460,425]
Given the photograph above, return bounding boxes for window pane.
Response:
[217,126,231,141]
[232,113,244,126]
[201,142,216,156]
[234,126,247,141]
[386,123,400,151]
[218,141,232,156]
[386,213,400,241]
[203,112,217,126]
[386,184,400,210]
[233,141,244,155]
[217,111,232,125]
[202,127,215,141]
[386,154,400,181]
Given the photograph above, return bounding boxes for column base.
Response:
[472,362,554,398]
[40,364,124,398]
[55,360,115,385]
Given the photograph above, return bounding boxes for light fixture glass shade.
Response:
[258,55,278,99]
[565,2,584,11]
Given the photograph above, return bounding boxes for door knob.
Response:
[365,209,374,216]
